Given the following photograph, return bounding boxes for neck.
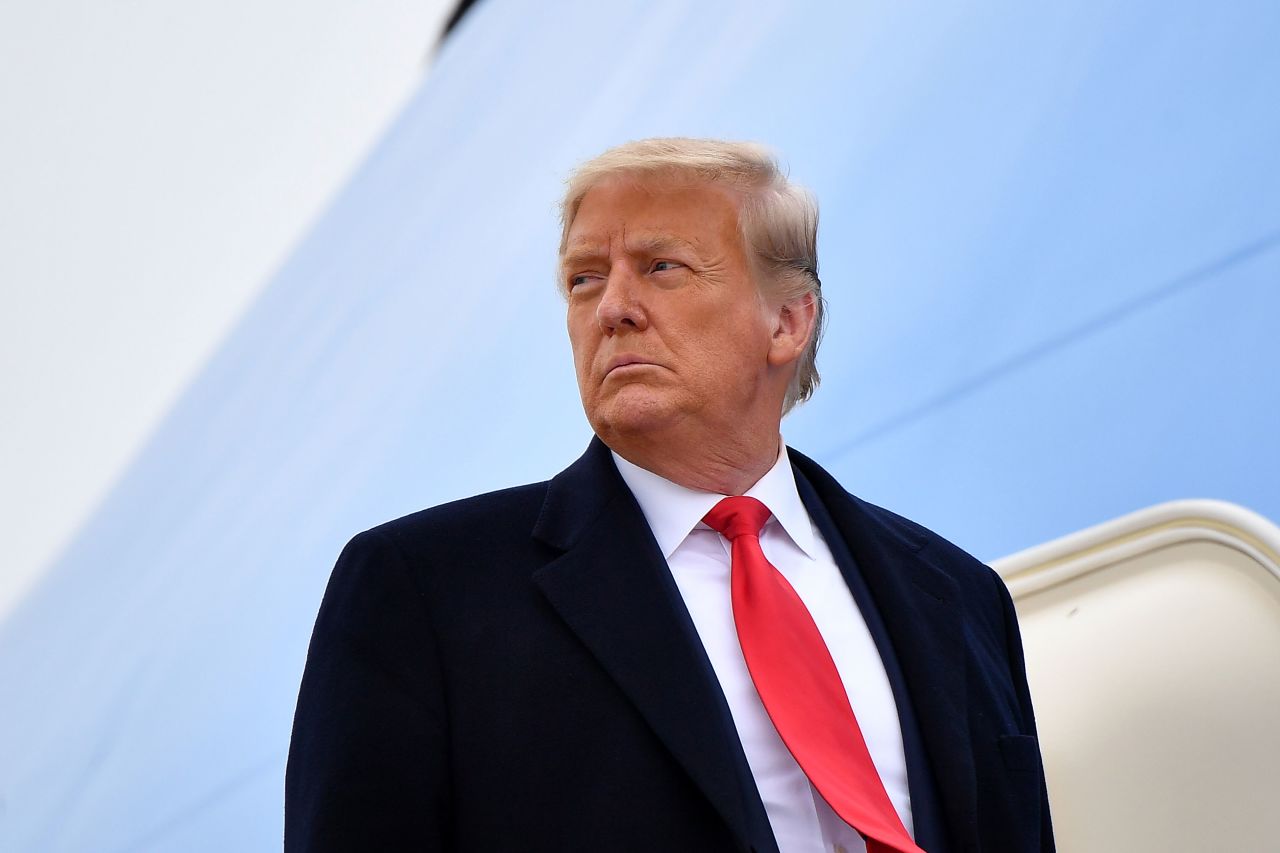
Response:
[606,425,782,495]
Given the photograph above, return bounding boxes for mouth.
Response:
[604,355,659,377]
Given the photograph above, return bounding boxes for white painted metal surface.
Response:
[995,501,1280,852]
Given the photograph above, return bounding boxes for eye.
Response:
[568,273,602,289]
[651,260,683,273]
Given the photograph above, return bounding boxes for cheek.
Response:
[569,342,593,383]
[705,313,773,373]
[567,334,602,394]
[566,317,594,358]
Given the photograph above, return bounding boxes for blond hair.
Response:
[559,137,826,413]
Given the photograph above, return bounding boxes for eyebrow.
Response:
[560,234,701,270]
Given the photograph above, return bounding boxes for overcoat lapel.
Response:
[530,439,770,853]
[789,448,979,849]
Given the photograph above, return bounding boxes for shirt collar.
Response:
[611,441,817,561]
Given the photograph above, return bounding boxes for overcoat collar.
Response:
[531,438,978,851]
[531,438,774,853]
[788,447,979,849]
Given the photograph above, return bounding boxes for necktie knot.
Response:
[703,495,772,541]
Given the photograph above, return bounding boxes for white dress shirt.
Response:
[612,445,914,853]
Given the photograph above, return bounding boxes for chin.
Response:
[587,391,683,442]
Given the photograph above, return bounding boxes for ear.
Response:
[766,292,817,368]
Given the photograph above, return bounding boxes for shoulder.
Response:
[319,480,556,628]
[825,479,1031,712]
[850,491,1007,598]
[366,481,548,543]
[334,482,552,582]
[851,493,1026,691]
[790,446,991,570]
[788,445,1008,609]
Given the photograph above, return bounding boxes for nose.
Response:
[596,268,649,335]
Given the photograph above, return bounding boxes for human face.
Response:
[562,176,782,446]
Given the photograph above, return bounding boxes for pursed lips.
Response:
[603,355,660,377]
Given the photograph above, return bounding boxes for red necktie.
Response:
[703,496,923,853]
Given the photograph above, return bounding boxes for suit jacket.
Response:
[286,439,1053,852]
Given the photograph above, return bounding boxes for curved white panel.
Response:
[995,501,1280,852]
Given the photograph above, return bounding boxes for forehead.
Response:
[563,175,744,254]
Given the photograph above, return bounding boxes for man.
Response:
[286,138,1053,852]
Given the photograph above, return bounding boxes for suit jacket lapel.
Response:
[789,448,979,849]
[531,439,770,853]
